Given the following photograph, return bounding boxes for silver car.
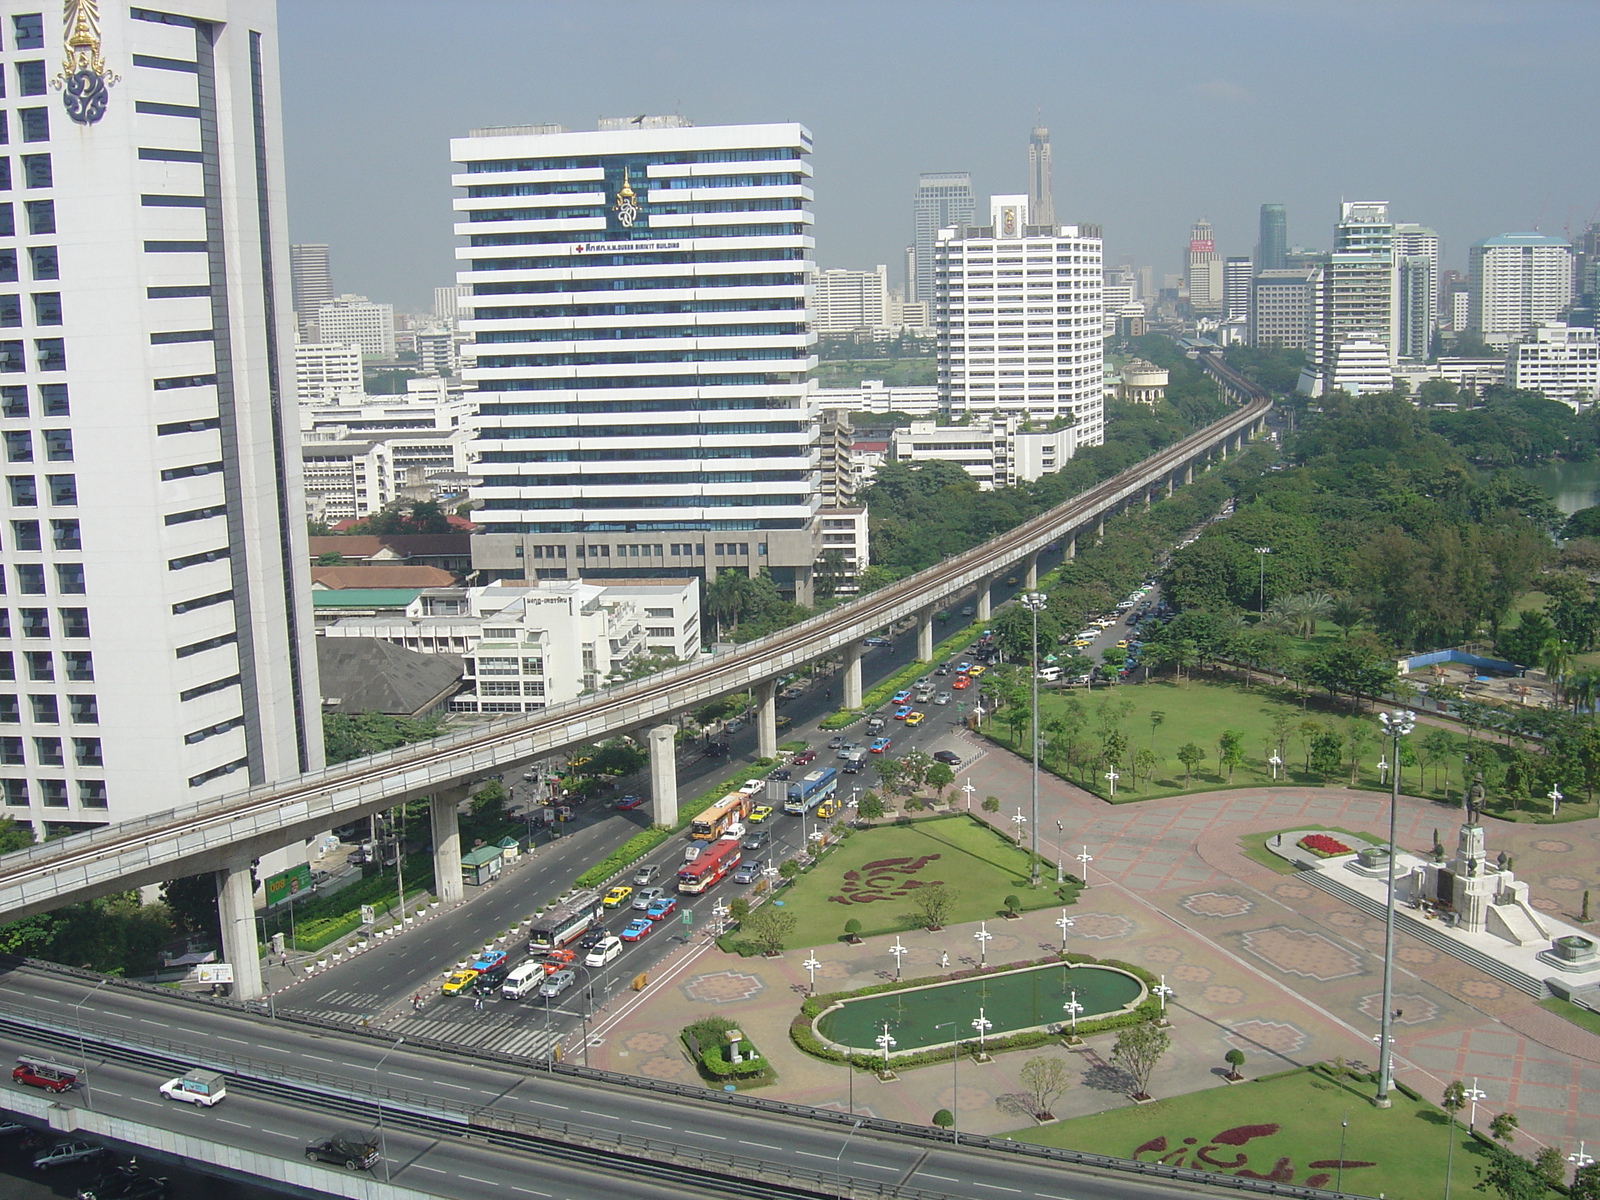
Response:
[935,691,952,705]
[33,1141,105,1171]
[632,886,666,910]
[539,969,577,999]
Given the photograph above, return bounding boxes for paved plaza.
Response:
[583,743,1600,1157]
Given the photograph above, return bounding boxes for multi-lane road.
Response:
[0,962,1252,1200]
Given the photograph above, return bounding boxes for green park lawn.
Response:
[1008,1066,1488,1200]
[750,815,1076,950]
[983,675,1600,823]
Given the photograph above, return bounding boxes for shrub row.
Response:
[696,1041,771,1079]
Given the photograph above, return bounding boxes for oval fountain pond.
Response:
[815,962,1145,1053]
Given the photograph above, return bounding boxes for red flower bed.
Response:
[1297,833,1352,857]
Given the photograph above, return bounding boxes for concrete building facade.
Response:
[454,118,821,602]
[1511,322,1598,410]
[0,0,322,838]
[1469,233,1575,341]
[1250,268,1316,350]
[292,342,363,406]
[888,415,1079,490]
[813,265,888,334]
[289,242,331,339]
[912,171,974,304]
[315,294,396,360]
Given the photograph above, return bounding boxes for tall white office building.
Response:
[288,242,330,338]
[315,294,394,359]
[1300,202,1398,395]
[1186,219,1222,313]
[1511,323,1598,410]
[1393,224,1439,360]
[934,195,1104,444]
[1469,233,1574,341]
[0,0,320,837]
[912,171,974,304]
[1222,256,1252,321]
[293,342,363,405]
[455,118,821,602]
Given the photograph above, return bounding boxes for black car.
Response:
[577,927,607,950]
[78,1164,155,1200]
[305,1132,381,1172]
[933,750,961,767]
[767,768,791,781]
[702,742,729,758]
[474,963,510,993]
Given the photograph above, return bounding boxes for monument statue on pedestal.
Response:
[1466,773,1486,822]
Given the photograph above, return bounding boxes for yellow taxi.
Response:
[904,711,927,727]
[749,804,774,823]
[1115,639,1128,649]
[966,664,987,677]
[603,885,633,909]
[440,970,478,996]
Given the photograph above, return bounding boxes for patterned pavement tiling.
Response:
[1237,926,1367,981]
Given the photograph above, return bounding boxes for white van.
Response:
[502,961,545,1000]
[1036,666,1061,683]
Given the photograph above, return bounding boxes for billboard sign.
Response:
[264,863,313,907]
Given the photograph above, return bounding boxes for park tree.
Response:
[1477,1144,1552,1200]
[875,757,904,795]
[1571,1161,1600,1200]
[470,779,509,818]
[1132,747,1159,789]
[913,883,956,930]
[899,749,933,795]
[1110,1020,1170,1100]
[1176,742,1206,786]
[1223,1048,1245,1080]
[1018,1056,1070,1119]
[1147,710,1166,749]
[857,792,885,821]
[1346,720,1375,787]
[1533,1146,1566,1188]
[778,858,802,880]
[1217,729,1246,781]
[160,873,221,943]
[981,796,1001,813]
[1309,729,1344,783]
[842,918,862,944]
[1489,1111,1520,1147]
[932,1109,954,1130]
[925,761,955,804]
[728,897,750,924]
[743,905,796,956]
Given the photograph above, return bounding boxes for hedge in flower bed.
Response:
[789,951,1161,1071]
[1298,833,1352,858]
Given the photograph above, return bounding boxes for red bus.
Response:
[528,889,604,951]
[691,792,751,840]
[678,838,742,894]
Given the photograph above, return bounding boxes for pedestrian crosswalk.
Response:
[389,1007,565,1061]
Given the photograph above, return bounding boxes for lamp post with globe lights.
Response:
[1374,708,1415,1108]
[1055,910,1074,952]
[1063,990,1084,1044]
[972,1008,993,1060]
[1549,786,1563,816]
[802,954,821,996]
[1254,546,1271,612]
[1010,807,1027,848]
[1464,1078,1486,1132]
[973,922,993,970]
[1054,819,1065,883]
[961,779,976,811]
[1077,845,1093,887]
[890,937,908,982]
[875,1023,896,1077]
[1104,766,1119,798]
[1268,753,1282,782]
[1153,975,1175,1025]
[1021,591,1048,885]
[1569,1142,1594,1171]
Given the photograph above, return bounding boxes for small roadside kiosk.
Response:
[460,844,504,887]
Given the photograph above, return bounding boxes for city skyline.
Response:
[278,1,1600,307]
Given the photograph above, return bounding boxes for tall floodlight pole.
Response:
[1254,547,1271,612]
[1374,709,1415,1108]
[1022,593,1048,885]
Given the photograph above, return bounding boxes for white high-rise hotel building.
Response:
[933,195,1104,443]
[455,118,822,602]
[0,0,320,837]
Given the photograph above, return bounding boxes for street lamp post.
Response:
[1463,1077,1486,1133]
[1254,547,1271,612]
[830,1044,855,1115]
[1010,807,1027,847]
[1022,592,1048,885]
[832,1118,864,1200]
[889,937,907,982]
[1062,990,1084,1043]
[1077,845,1093,887]
[1570,1142,1595,1171]
[1374,709,1415,1108]
[803,954,821,996]
[369,1036,406,1184]
[1268,753,1282,782]
[875,1023,897,1076]
[971,1008,993,1060]
[960,779,976,811]
[973,922,992,970]
[1104,766,1119,797]
[1055,909,1074,952]
[1153,975,1175,1024]
[1054,819,1064,883]
[1549,786,1563,816]
[73,978,107,1110]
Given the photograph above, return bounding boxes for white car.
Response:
[159,1069,227,1106]
[738,779,764,796]
[585,936,623,967]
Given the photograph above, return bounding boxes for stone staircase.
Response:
[1302,869,1549,998]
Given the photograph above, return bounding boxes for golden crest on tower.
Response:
[52,0,119,125]
[612,177,640,229]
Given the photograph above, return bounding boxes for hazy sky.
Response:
[280,0,1600,311]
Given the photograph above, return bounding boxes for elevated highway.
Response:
[0,393,1269,996]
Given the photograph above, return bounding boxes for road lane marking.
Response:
[684,1131,726,1139]
[410,1164,446,1174]
[139,1019,170,1028]
[528,1099,567,1110]
[631,1119,669,1129]
[973,1185,1020,1193]
[391,1072,424,1081]
[510,1188,552,1197]
[128,1097,160,1106]
[740,1140,780,1150]
[921,1174,958,1182]
[216,1036,249,1045]
[460,1176,497,1185]
[263,1130,298,1139]
[852,1162,897,1172]
[797,1151,833,1159]
[579,1110,618,1119]
[96,1089,121,1097]
[218,1119,251,1129]
[301,1054,334,1063]
[436,1081,472,1090]
[36,996,59,1003]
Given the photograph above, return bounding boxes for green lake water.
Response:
[1516,460,1600,516]
[816,963,1144,1051]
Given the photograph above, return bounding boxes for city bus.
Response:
[678,838,742,894]
[527,888,604,952]
[690,791,752,840]
[784,767,837,815]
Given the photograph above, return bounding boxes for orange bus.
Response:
[690,792,751,840]
[678,838,742,894]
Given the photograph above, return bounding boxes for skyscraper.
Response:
[1186,219,1222,313]
[1468,233,1575,340]
[1258,204,1287,271]
[289,243,331,338]
[0,0,321,837]
[1300,202,1398,395]
[934,195,1104,443]
[1028,126,1055,229]
[457,118,822,602]
[912,171,975,303]
[1222,257,1253,322]
[812,266,889,334]
[1393,224,1440,360]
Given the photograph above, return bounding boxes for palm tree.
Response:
[1283,591,1335,639]
[1566,669,1600,717]
[1539,635,1573,708]
[1329,595,1366,639]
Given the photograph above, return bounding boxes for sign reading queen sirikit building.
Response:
[574,241,683,254]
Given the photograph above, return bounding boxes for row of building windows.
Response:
[489,373,797,392]
[464,148,802,174]
[483,446,804,464]
[468,222,808,247]
[481,469,806,489]
[0,735,100,765]
[0,607,89,637]
[6,474,74,505]
[0,197,50,233]
[0,562,84,593]
[484,518,804,536]
[479,397,793,417]
[470,657,544,676]
[470,254,803,278]
[477,493,806,511]
[0,292,59,325]
[476,322,804,344]
[472,298,801,321]
[0,245,57,283]
[0,648,90,681]
[0,153,54,189]
[483,421,804,439]
[5,518,79,551]
[0,693,97,723]
[469,198,804,224]
[466,174,803,199]
[0,338,63,371]
[2,426,67,459]
[476,347,804,369]
[1,777,107,809]
[0,107,51,144]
